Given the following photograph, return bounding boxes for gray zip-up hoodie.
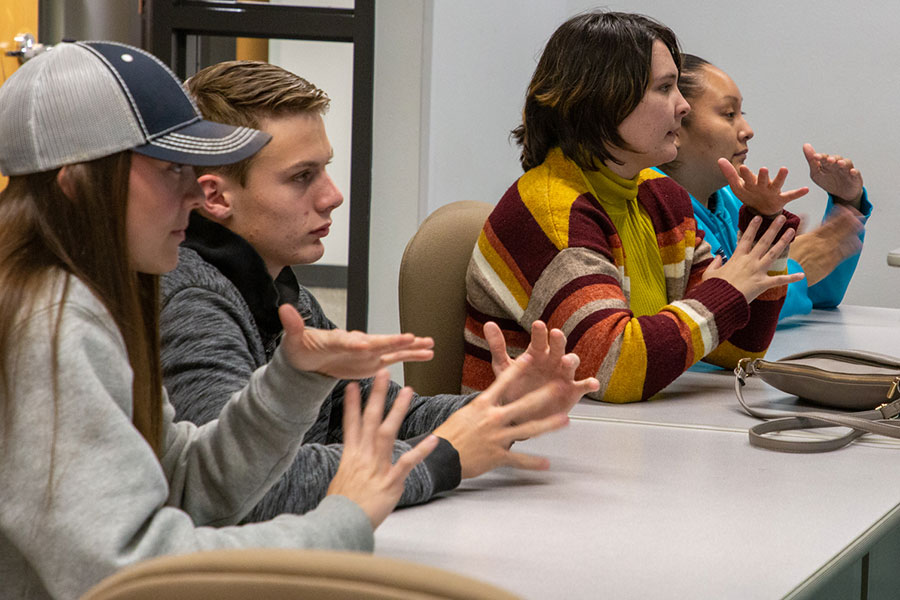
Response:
[159,214,470,519]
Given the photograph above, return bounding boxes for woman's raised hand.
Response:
[702,215,804,302]
[326,370,439,529]
[278,304,434,379]
[803,143,864,207]
[717,158,808,216]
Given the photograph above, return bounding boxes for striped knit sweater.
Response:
[463,149,797,403]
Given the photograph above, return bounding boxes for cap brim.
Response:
[133,119,270,166]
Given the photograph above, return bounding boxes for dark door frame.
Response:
[141,0,374,331]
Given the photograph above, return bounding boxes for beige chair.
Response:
[80,548,520,600]
[398,200,493,396]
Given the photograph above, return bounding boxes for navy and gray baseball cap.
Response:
[0,40,270,176]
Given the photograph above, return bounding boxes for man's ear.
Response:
[196,173,235,222]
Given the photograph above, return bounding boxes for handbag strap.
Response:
[734,358,900,453]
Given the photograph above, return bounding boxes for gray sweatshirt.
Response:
[159,215,471,519]
[0,274,374,600]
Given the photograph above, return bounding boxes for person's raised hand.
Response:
[702,214,804,301]
[803,143,864,207]
[278,304,434,379]
[433,352,599,479]
[718,157,808,216]
[326,370,439,529]
[485,320,587,405]
[789,204,864,286]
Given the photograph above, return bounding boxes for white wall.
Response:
[422,1,569,214]
[369,1,900,351]
[368,0,428,379]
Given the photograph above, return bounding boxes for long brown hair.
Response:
[513,11,682,172]
[0,152,164,456]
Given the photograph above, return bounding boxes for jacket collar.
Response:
[183,212,299,338]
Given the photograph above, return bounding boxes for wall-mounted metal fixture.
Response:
[5,33,51,64]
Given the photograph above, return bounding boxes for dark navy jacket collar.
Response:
[182,212,299,341]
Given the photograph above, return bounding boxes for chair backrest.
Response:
[80,548,520,600]
[398,200,493,396]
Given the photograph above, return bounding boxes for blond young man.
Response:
[159,61,598,520]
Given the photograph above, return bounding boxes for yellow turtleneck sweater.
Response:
[581,162,666,317]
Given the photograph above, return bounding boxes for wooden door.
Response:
[0,0,39,189]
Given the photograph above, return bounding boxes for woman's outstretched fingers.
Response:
[359,372,389,448]
[770,167,789,189]
[279,318,435,378]
[736,214,784,261]
[378,348,435,367]
[488,320,586,405]
[375,387,413,453]
[392,434,440,479]
[341,381,363,447]
[766,227,796,261]
[721,159,808,213]
[734,216,762,253]
[754,215,787,254]
[367,334,434,361]
[327,370,438,530]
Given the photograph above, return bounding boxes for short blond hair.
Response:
[185,61,330,184]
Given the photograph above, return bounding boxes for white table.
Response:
[377,419,900,599]
[375,306,900,599]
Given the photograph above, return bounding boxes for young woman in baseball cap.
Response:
[0,41,440,599]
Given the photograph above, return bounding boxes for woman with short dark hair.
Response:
[464,11,804,404]
[514,11,683,173]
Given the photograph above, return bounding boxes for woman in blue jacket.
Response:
[658,54,870,320]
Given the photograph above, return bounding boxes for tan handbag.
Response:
[733,350,900,452]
